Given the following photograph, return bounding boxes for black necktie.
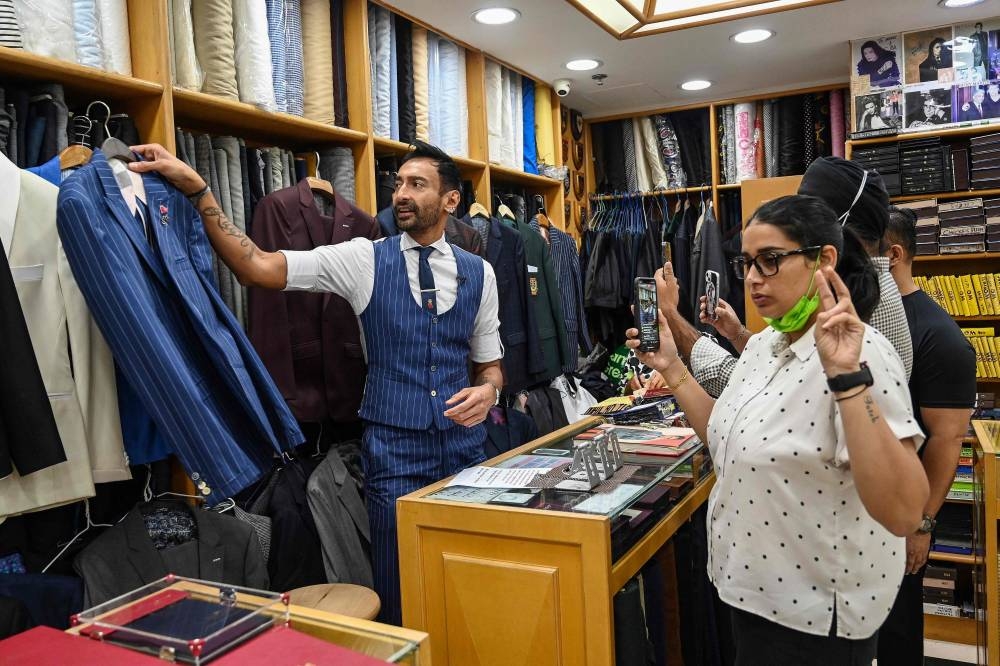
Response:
[416,246,436,314]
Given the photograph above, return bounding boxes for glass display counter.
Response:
[397,416,714,666]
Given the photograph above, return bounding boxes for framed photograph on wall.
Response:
[953,83,1000,121]
[854,34,902,89]
[854,88,903,131]
[904,85,953,129]
[904,27,956,85]
[951,20,999,84]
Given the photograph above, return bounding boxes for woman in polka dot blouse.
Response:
[628,195,928,665]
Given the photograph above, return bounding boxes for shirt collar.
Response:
[871,255,889,274]
[0,152,20,259]
[399,232,450,255]
[767,324,818,362]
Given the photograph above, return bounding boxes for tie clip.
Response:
[420,288,440,293]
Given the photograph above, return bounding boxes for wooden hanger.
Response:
[497,203,515,220]
[306,176,335,198]
[59,144,92,170]
[535,212,550,228]
[58,113,94,169]
[469,202,490,218]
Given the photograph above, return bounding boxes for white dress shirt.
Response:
[705,323,923,640]
[281,232,502,363]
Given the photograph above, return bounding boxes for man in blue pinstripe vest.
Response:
[130,140,504,626]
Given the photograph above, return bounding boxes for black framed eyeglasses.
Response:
[730,246,822,280]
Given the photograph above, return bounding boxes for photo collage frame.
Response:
[851,19,1000,138]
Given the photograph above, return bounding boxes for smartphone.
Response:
[633,277,660,352]
[705,270,720,321]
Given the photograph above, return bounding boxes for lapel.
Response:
[0,152,20,258]
[486,217,503,266]
[92,152,170,288]
[194,507,226,582]
[123,507,170,583]
[296,178,329,249]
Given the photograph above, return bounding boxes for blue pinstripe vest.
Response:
[359,235,484,430]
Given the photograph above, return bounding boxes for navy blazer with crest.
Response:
[57,151,303,502]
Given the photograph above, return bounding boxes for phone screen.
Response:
[705,270,720,321]
[635,279,659,351]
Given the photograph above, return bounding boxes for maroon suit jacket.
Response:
[248,180,381,423]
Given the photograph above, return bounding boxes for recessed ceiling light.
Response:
[472,7,520,25]
[938,0,985,6]
[680,79,712,91]
[566,59,602,71]
[732,28,774,44]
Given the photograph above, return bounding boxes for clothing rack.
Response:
[590,185,712,201]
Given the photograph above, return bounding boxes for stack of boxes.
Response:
[923,565,959,618]
[938,198,986,254]
[986,197,1000,252]
[900,138,953,196]
[897,198,940,255]
[851,144,901,196]
[970,132,1000,190]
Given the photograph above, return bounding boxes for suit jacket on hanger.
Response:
[1,158,129,519]
[74,501,268,606]
[249,180,381,423]
[57,152,303,502]
[306,448,372,587]
[482,216,544,392]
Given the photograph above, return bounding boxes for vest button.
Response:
[432,316,438,324]
[431,365,437,372]
[431,342,437,348]
[431,390,437,397]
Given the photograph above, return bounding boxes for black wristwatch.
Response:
[826,362,874,393]
[917,514,937,534]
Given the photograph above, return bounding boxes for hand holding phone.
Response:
[633,278,660,352]
[704,270,720,321]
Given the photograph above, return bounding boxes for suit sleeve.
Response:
[57,238,129,481]
[248,197,297,404]
[568,245,592,354]
[516,235,545,375]
[542,246,574,372]
[0,240,64,478]
[243,530,270,590]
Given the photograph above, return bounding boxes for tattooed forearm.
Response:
[201,206,256,260]
[863,393,880,424]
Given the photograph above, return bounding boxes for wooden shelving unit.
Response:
[929,551,982,566]
[891,187,1000,203]
[914,252,1000,263]
[4,0,570,227]
[584,83,848,216]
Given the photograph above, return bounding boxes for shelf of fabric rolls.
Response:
[172,88,369,150]
[0,46,163,100]
[372,136,487,172]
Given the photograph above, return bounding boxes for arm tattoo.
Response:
[863,394,880,425]
[202,206,256,260]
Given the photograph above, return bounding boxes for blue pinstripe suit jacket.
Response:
[56,152,303,500]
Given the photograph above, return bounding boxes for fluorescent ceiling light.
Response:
[472,7,520,25]
[938,0,985,6]
[732,28,774,43]
[680,79,712,91]
[566,59,602,71]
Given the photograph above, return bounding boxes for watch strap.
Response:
[826,362,874,393]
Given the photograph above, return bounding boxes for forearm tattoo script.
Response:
[202,206,256,260]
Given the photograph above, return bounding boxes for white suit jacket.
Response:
[0,155,129,519]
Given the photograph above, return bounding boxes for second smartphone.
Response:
[633,277,660,352]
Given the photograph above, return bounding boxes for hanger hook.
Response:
[85,100,112,140]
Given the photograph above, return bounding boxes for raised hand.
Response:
[656,264,680,313]
[814,266,865,376]
[625,308,683,378]
[699,296,743,340]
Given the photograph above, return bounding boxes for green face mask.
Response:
[762,255,822,333]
